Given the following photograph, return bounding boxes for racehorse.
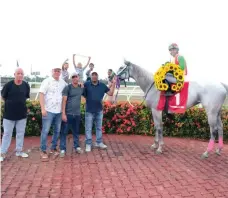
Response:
[116,60,228,158]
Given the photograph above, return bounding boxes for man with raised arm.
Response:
[73,54,91,82]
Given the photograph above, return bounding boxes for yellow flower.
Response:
[171,84,177,91]
[177,69,184,75]
[160,74,165,80]
[165,63,171,68]
[173,64,179,70]
[164,66,170,72]
[177,75,184,82]
[154,75,159,81]
[154,73,159,78]
[174,72,179,78]
[176,87,181,92]
[177,82,183,88]
[159,84,164,90]
[162,84,169,91]
[169,65,174,71]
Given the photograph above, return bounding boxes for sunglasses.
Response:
[169,48,177,51]
[72,75,78,79]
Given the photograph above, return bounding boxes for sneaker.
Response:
[85,144,91,152]
[0,153,6,162]
[50,149,59,156]
[16,152,29,158]
[59,150,65,158]
[75,147,83,154]
[40,151,48,160]
[94,142,107,149]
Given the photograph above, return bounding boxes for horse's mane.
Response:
[130,62,154,83]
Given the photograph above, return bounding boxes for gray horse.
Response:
[116,60,228,158]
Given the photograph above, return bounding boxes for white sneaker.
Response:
[94,142,107,149]
[59,150,65,158]
[16,152,29,158]
[0,153,6,162]
[75,147,83,154]
[85,144,91,152]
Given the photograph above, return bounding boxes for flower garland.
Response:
[154,62,184,92]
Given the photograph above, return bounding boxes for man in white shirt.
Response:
[39,66,67,160]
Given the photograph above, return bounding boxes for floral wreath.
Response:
[154,62,184,92]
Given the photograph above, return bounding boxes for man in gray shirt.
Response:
[60,72,84,157]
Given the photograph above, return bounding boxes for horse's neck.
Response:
[130,64,154,93]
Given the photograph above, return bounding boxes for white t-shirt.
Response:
[39,77,67,113]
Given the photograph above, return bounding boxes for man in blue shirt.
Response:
[84,70,116,152]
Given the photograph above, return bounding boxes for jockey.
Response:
[169,43,187,75]
[164,43,187,95]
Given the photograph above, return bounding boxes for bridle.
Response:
[115,63,155,106]
[116,64,130,86]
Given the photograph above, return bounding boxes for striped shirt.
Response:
[75,67,86,82]
[61,69,69,84]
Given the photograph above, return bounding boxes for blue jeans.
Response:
[40,112,62,151]
[85,111,103,145]
[1,118,27,154]
[60,114,81,151]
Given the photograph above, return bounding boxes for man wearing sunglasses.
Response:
[60,72,84,157]
[39,67,67,160]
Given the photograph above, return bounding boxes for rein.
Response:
[115,64,155,107]
[113,77,121,104]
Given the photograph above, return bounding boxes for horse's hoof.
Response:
[201,152,209,159]
[151,144,157,150]
[215,148,221,156]
[156,149,162,154]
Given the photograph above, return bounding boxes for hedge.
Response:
[1,101,228,141]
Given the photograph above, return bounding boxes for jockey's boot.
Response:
[164,81,173,96]
[164,90,173,96]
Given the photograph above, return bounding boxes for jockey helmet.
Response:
[168,43,179,51]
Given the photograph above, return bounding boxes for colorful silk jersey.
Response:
[172,54,188,75]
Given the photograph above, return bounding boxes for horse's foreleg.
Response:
[216,116,223,156]
[201,113,217,159]
[151,109,163,153]
[156,129,164,154]
[151,130,158,149]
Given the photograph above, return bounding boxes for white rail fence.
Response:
[28,82,228,107]
[30,84,145,101]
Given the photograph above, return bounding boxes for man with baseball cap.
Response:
[59,71,85,157]
[83,70,116,152]
[39,66,67,160]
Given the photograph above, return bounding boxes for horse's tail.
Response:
[221,83,228,95]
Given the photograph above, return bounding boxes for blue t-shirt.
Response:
[84,81,110,113]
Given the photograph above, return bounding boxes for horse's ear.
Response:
[124,59,131,66]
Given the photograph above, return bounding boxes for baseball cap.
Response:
[91,70,98,75]
[52,67,61,70]
[70,72,79,78]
